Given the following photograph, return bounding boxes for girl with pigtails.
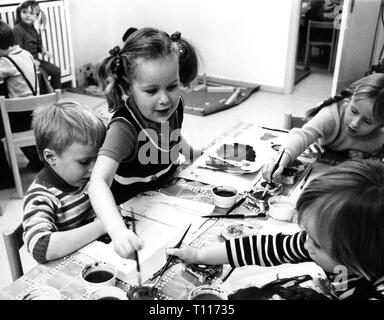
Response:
[88,28,201,259]
[263,73,384,182]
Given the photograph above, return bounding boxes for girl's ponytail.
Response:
[306,89,352,119]
[96,46,126,112]
[171,32,198,87]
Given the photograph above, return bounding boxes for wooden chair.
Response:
[303,20,337,72]
[283,113,307,130]
[0,89,61,198]
[2,223,24,281]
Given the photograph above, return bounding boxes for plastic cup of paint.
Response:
[80,261,117,293]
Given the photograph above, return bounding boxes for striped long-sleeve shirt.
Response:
[226,232,384,300]
[22,165,95,263]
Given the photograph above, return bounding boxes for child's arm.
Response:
[167,232,311,267]
[22,191,105,263]
[88,155,144,259]
[45,219,106,261]
[262,107,338,182]
[167,242,228,265]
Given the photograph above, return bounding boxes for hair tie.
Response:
[171,32,183,53]
[109,46,121,74]
[171,31,181,42]
[109,46,121,57]
[340,89,352,98]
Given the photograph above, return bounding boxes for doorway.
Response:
[294,0,343,87]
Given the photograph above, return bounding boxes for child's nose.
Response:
[350,117,361,129]
[159,91,170,104]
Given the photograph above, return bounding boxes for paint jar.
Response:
[212,186,238,208]
[188,285,227,300]
[267,196,296,222]
[127,285,159,300]
[80,261,117,293]
[87,286,127,300]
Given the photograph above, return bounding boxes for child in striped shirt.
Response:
[22,101,107,263]
[168,160,384,300]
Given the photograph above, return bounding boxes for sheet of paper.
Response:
[177,125,282,193]
[120,191,215,233]
[79,215,183,285]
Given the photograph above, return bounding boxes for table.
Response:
[0,123,328,300]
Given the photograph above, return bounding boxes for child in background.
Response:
[0,20,42,177]
[23,101,107,263]
[263,73,384,182]
[13,1,61,90]
[168,160,384,300]
[89,27,201,259]
[0,21,37,98]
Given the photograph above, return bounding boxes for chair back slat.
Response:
[0,90,61,113]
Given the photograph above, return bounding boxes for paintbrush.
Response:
[300,165,313,189]
[202,214,265,218]
[263,149,285,198]
[150,224,192,291]
[130,210,142,286]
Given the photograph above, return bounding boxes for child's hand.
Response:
[348,150,364,160]
[166,246,199,264]
[262,162,284,183]
[43,48,54,59]
[112,229,144,259]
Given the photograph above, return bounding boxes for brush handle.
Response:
[151,224,192,289]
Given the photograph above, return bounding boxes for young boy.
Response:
[22,101,107,263]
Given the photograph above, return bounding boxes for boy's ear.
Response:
[43,148,57,166]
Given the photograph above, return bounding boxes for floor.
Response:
[0,68,333,290]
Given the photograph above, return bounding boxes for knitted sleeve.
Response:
[13,25,25,48]
[225,231,311,268]
[282,105,340,162]
[22,183,60,263]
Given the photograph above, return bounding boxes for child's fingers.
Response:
[262,163,275,182]
[271,166,284,180]
[130,233,144,251]
[166,248,180,258]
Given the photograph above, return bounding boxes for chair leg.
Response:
[2,140,10,165]
[304,44,311,70]
[6,143,24,198]
[328,44,335,73]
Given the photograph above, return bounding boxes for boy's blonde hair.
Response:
[32,100,106,160]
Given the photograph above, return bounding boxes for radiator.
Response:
[0,0,76,87]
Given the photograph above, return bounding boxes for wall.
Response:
[0,0,294,90]
[66,0,294,91]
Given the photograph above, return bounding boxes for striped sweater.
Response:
[226,231,384,300]
[22,165,95,263]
